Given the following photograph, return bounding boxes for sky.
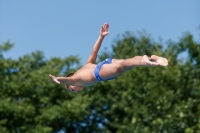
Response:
[0,1,200,64]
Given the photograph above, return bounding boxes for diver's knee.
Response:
[116,64,125,73]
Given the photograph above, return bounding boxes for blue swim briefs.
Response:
[94,58,115,81]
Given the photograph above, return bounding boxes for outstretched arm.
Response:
[49,74,75,85]
[50,74,84,93]
[86,23,109,64]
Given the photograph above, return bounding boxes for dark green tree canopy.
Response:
[0,30,200,133]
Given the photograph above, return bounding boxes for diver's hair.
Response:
[65,73,74,92]
[66,73,74,77]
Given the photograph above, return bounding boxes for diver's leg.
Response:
[99,55,151,79]
[99,55,168,79]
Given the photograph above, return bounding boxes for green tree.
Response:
[0,41,91,133]
[0,30,200,133]
[84,31,200,133]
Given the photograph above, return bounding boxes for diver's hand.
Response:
[100,23,109,37]
[49,74,60,84]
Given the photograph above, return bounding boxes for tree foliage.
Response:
[0,30,200,133]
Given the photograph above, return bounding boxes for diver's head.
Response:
[65,73,83,93]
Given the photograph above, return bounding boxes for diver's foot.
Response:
[150,55,168,66]
[142,55,159,66]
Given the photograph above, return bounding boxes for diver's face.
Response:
[65,84,83,93]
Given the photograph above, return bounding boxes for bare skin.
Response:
[49,23,168,93]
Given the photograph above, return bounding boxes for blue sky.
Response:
[0,1,199,64]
